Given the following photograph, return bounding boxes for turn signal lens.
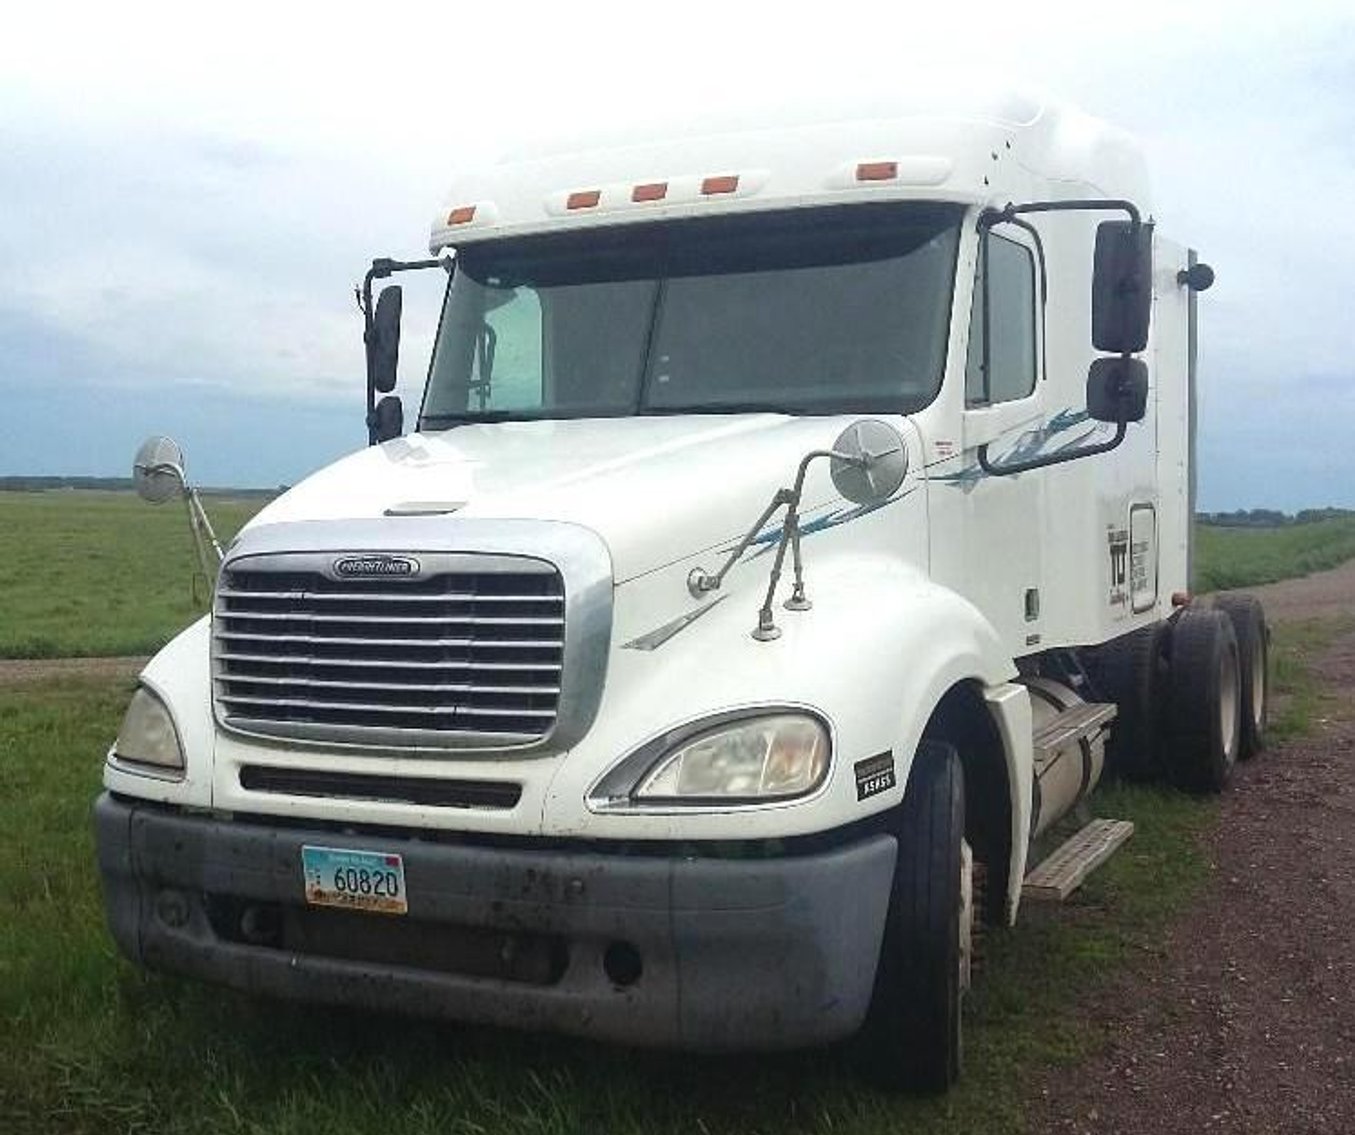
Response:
[446,205,477,225]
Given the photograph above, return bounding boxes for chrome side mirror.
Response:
[133,435,187,504]
[130,437,224,590]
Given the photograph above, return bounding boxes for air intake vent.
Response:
[239,766,522,809]
[213,553,565,748]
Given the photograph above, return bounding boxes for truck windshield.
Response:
[419,202,962,426]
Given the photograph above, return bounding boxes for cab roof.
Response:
[428,88,1150,252]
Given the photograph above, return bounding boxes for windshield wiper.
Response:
[419,411,527,428]
[640,402,807,417]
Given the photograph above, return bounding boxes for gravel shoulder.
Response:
[1031,574,1355,1133]
[1234,556,1355,624]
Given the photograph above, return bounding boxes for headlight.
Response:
[633,714,829,802]
[113,686,185,773]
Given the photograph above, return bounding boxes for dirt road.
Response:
[0,655,146,689]
[1241,556,1355,625]
[1032,567,1355,1133]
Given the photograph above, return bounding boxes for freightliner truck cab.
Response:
[96,90,1261,1093]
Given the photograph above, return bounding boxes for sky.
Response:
[1,0,1352,509]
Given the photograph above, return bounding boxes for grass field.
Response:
[0,670,1220,1135]
[3,489,1354,661]
[1195,515,1355,592]
[0,491,260,658]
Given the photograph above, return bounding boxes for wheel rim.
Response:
[1219,643,1240,760]
[1250,635,1267,730]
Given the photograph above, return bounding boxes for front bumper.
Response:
[94,793,896,1050]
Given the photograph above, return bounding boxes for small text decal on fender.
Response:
[854,752,896,801]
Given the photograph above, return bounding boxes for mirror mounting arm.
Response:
[688,448,860,599]
[183,483,225,578]
[688,445,885,642]
[977,419,1128,478]
[359,256,444,445]
[984,197,1142,229]
[974,196,1151,478]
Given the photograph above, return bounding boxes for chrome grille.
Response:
[214,555,565,745]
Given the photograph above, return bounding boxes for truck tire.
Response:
[858,739,967,1094]
[1166,608,1242,793]
[1086,623,1169,781]
[1213,594,1269,760]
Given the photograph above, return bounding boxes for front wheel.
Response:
[858,740,969,1094]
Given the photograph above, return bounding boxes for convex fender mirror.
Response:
[830,420,908,505]
[130,435,225,586]
[132,435,186,504]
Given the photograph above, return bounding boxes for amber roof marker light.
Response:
[632,182,668,203]
[566,189,602,210]
[856,161,899,182]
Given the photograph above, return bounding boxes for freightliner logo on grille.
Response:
[332,555,421,578]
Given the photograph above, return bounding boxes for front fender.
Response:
[101,616,215,809]
[543,553,1028,845]
[800,561,1033,924]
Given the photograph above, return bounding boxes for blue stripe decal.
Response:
[932,407,1116,492]
[745,484,918,559]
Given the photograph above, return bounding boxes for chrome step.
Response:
[1032,701,1117,761]
[1022,817,1135,902]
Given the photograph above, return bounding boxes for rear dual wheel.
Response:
[1167,607,1243,793]
[1214,594,1269,760]
[1086,623,1170,780]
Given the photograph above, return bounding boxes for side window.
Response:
[965,232,1037,405]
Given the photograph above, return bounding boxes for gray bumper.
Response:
[94,793,896,1050]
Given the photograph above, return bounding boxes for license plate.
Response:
[301,845,407,915]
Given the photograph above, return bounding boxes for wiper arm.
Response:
[641,402,805,417]
[419,411,524,428]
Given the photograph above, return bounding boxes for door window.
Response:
[965,232,1037,405]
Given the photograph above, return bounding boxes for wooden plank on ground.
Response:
[1022,818,1135,902]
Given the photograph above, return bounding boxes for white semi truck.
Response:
[96,91,1268,1092]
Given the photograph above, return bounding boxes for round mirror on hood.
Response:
[132,436,186,505]
[830,419,908,505]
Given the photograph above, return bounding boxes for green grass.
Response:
[2,676,1223,1135]
[0,491,261,658]
[1194,515,1355,592]
[1266,616,1353,743]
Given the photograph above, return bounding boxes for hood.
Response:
[246,415,880,582]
